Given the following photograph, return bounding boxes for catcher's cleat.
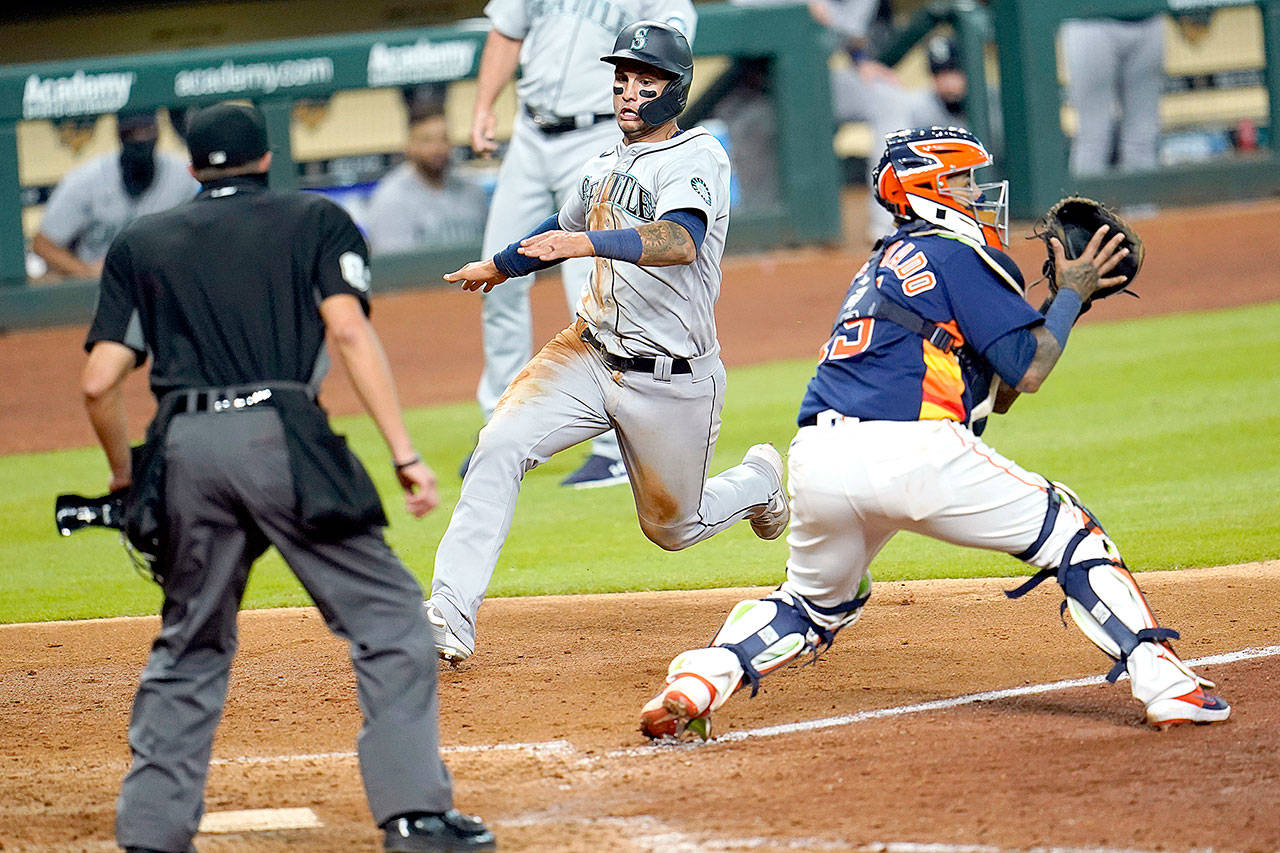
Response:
[1145,686,1231,730]
[425,601,472,664]
[743,443,789,540]
[640,675,713,741]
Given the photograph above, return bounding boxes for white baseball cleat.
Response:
[743,443,789,540]
[1145,685,1231,730]
[640,674,714,741]
[424,601,472,664]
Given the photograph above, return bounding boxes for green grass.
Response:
[3,302,1278,623]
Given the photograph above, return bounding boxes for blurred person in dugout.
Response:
[31,108,198,281]
[809,0,912,242]
[362,90,489,253]
[1059,13,1166,179]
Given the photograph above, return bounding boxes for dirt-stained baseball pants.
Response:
[430,320,779,652]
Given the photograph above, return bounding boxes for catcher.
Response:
[640,125,1229,740]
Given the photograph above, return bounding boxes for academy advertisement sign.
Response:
[173,56,335,98]
[366,39,477,88]
[21,70,136,119]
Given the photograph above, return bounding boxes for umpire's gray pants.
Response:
[115,408,451,852]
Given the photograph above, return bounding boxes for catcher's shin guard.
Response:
[1007,483,1212,709]
[641,581,870,738]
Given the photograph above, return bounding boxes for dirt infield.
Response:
[2,196,1279,851]
[3,563,1279,851]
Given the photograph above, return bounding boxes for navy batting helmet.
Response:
[601,20,694,126]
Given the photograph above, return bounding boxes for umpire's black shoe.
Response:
[383,809,496,851]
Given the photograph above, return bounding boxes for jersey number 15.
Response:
[818,317,875,363]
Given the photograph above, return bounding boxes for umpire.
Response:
[81,102,495,852]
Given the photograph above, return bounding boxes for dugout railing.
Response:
[0,2,841,329]
[991,0,1280,218]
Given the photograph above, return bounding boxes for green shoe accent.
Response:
[684,716,711,741]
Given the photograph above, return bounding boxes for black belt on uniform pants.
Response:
[169,382,310,415]
[524,104,615,134]
[579,327,692,375]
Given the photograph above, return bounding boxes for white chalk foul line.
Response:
[211,644,1280,768]
[209,738,574,767]
[615,644,1280,754]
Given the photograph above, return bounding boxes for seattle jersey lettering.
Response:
[582,172,656,221]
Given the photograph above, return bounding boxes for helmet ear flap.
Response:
[872,156,910,219]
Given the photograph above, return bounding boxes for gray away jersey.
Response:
[484,0,696,118]
[558,126,730,361]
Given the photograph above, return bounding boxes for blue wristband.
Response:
[493,213,563,278]
[587,228,644,263]
[1043,289,1083,347]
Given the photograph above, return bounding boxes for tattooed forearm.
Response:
[636,221,697,266]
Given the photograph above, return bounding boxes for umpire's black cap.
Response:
[185,102,269,170]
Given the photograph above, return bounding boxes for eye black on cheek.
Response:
[613,86,624,94]
[639,89,657,98]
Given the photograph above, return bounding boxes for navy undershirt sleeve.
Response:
[660,208,707,249]
[587,208,708,263]
[983,326,1039,387]
[492,213,563,278]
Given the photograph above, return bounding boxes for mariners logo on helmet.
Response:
[602,20,694,127]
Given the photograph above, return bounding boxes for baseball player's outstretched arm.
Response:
[519,219,698,266]
[444,258,509,293]
[471,29,522,157]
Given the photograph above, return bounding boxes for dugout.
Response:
[2,0,1279,330]
[0,3,841,330]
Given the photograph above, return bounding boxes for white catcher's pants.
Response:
[661,415,1205,715]
[782,417,1052,609]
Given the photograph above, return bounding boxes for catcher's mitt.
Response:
[1031,196,1144,313]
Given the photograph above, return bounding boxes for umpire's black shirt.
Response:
[86,174,372,399]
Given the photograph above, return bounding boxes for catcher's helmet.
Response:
[872,126,1008,248]
[601,20,694,126]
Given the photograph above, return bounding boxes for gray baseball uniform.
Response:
[430,126,779,654]
[362,163,488,252]
[1060,16,1165,176]
[475,0,696,467]
[38,151,198,263]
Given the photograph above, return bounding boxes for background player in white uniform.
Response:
[639,126,1230,738]
[427,21,789,664]
[32,109,198,280]
[467,0,696,488]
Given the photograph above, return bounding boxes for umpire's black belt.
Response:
[169,382,312,415]
[580,327,692,376]
[525,104,614,134]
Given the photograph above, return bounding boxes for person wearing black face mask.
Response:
[118,112,160,199]
[898,36,1004,155]
[32,109,198,281]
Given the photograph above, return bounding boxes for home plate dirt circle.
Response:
[2,562,1278,851]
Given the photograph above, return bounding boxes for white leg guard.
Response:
[664,578,872,715]
[1008,482,1204,705]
